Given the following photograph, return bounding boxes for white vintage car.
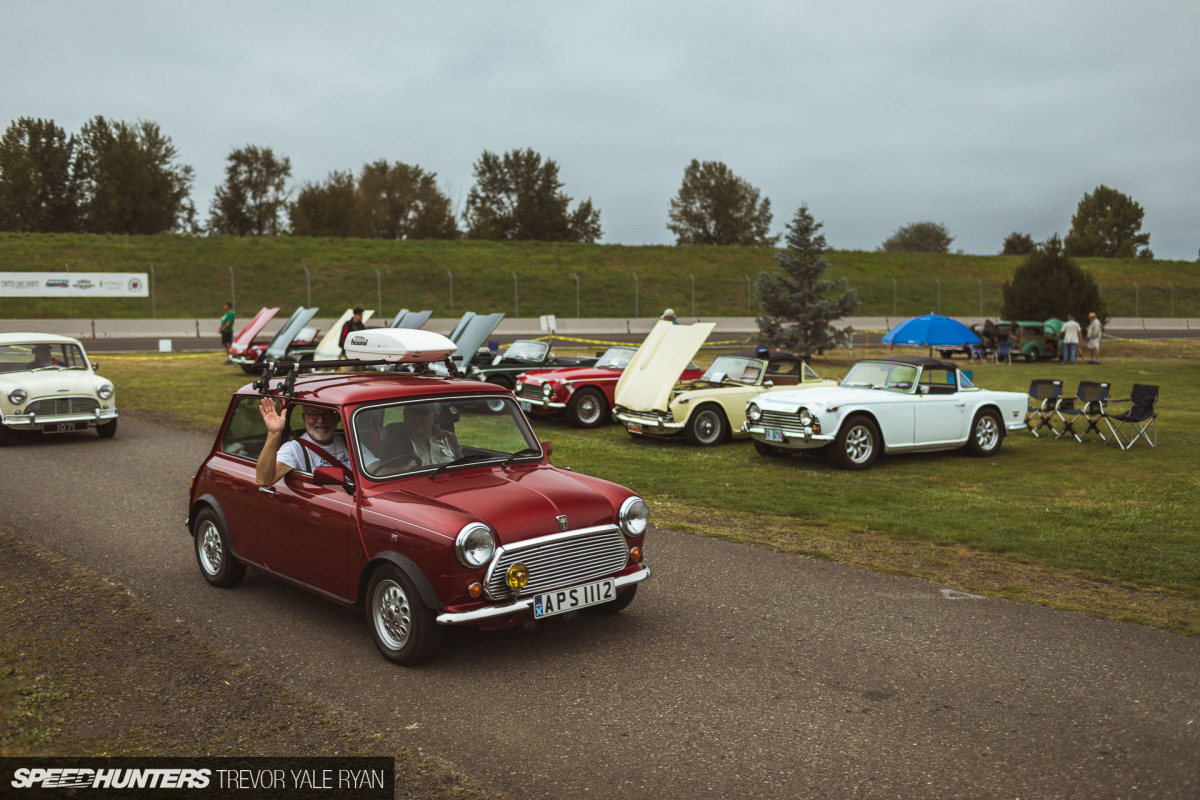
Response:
[743,355,1027,469]
[0,332,118,446]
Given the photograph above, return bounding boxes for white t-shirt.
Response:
[1062,320,1082,344]
[278,433,351,472]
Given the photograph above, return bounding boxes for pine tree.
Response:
[755,205,859,358]
[1001,235,1107,323]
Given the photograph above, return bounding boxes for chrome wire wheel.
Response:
[844,424,874,464]
[685,405,726,446]
[975,415,999,450]
[571,389,605,427]
[197,520,224,576]
[372,578,413,652]
[831,416,879,470]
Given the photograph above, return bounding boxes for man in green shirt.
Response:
[219,302,235,361]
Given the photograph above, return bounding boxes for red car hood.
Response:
[521,365,622,384]
[371,465,619,544]
[231,307,279,354]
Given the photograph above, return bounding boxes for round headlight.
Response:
[798,408,813,426]
[8,387,27,405]
[543,383,553,398]
[455,523,496,568]
[97,382,114,400]
[619,496,649,538]
[746,402,762,422]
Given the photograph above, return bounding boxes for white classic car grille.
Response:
[485,527,629,600]
[517,383,544,401]
[26,397,100,416]
[757,408,811,433]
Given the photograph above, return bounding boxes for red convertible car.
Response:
[187,329,650,665]
[515,345,702,428]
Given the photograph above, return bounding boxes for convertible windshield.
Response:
[0,342,88,373]
[498,340,549,363]
[700,356,764,384]
[594,346,636,370]
[840,361,919,391]
[352,395,541,479]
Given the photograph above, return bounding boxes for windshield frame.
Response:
[700,356,765,385]
[0,342,90,373]
[838,361,921,392]
[594,346,637,370]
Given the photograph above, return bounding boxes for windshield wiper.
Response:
[503,447,542,466]
[433,452,498,475]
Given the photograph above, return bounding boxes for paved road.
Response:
[2,418,1198,799]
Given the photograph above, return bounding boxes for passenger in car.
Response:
[386,404,461,466]
[255,399,351,485]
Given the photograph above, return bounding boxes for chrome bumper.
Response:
[613,411,682,432]
[743,422,831,449]
[3,409,118,429]
[436,565,651,625]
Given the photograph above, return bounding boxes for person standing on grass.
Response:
[1086,312,1103,364]
[1060,314,1081,364]
[219,302,235,362]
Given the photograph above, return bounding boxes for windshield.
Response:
[595,347,636,370]
[498,340,549,363]
[840,361,919,391]
[352,395,541,480]
[700,356,764,384]
[0,342,89,373]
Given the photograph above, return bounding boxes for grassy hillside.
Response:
[1,233,1197,320]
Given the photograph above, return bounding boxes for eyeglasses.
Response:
[303,410,338,420]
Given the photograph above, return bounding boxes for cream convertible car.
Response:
[0,333,118,446]
[613,321,835,446]
[743,355,1027,469]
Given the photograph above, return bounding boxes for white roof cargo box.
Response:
[342,329,457,363]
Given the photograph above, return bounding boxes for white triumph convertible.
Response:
[743,355,1027,470]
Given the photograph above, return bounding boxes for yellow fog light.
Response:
[630,546,642,563]
[467,582,483,599]
[506,563,530,593]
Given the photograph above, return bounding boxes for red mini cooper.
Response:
[187,329,650,665]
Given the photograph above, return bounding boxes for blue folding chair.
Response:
[1102,384,1159,450]
[1025,379,1063,438]
[1055,381,1110,442]
[993,340,1013,365]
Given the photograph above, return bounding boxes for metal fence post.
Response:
[1133,283,1139,317]
[229,267,236,314]
[892,277,897,316]
[690,274,695,317]
[573,273,580,317]
[513,272,518,317]
[303,267,311,307]
[376,269,382,317]
[935,278,941,314]
[447,270,453,316]
[633,274,639,318]
[978,279,982,316]
[150,264,157,319]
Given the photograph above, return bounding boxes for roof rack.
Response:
[252,355,464,398]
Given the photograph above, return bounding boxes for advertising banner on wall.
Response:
[0,272,149,297]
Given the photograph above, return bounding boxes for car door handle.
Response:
[258,486,276,495]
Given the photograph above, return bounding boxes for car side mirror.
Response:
[313,466,354,493]
[763,380,774,389]
[90,360,100,371]
[541,440,553,460]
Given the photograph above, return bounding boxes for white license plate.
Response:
[764,428,783,442]
[627,422,643,434]
[534,578,616,618]
[44,422,87,434]
[520,401,532,411]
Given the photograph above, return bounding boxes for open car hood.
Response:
[614,321,715,412]
[313,308,375,361]
[389,309,432,329]
[373,466,616,542]
[264,307,320,360]
[450,312,505,364]
[231,307,279,351]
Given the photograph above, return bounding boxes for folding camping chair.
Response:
[993,340,1013,365]
[1054,381,1110,442]
[1101,384,1159,450]
[1025,379,1063,438]
[968,343,987,362]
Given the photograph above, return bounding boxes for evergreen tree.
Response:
[667,160,778,245]
[755,205,859,358]
[1001,235,1107,323]
[1001,231,1036,256]
[1064,185,1150,258]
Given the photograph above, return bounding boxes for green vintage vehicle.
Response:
[466,339,599,390]
[1010,318,1063,362]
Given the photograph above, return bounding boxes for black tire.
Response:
[487,375,514,391]
[753,439,786,457]
[96,419,118,439]
[1024,350,1039,363]
[366,565,441,666]
[939,350,954,359]
[684,404,727,446]
[567,388,608,428]
[830,415,880,470]
[965,409,1003,457]
[0,425,10,447]
[193,508,247,588]
[589,584,637,615]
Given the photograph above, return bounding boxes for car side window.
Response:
[221,398,269,460]
[920,368,957,394]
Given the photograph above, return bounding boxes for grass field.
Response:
[2,233,1198,320]
[96,336,1200,635]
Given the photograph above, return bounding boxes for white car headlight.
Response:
[455,523,496,568]
[97,382,115,400]
[8,387,27,405]
[619,496,649,538]
[543,383,553,398]
[798,408,813,426]
[746,402,762,422]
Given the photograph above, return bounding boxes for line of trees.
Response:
[0,116,1163,258]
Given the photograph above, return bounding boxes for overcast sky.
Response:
[5,1,1197,259]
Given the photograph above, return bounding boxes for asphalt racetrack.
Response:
[1,418,1198,799]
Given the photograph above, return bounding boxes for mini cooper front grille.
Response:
[26,397,100,416]
[757,408,809,432]
[518,383,544,401]
[486,527,629,600]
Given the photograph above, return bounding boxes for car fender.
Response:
[187,493,229,539]
[359,552,443,611]
[835,407,889,448]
